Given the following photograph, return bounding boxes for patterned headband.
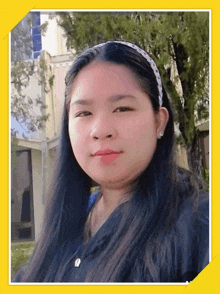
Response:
[93,41,163,107]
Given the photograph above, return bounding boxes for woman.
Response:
[13,41,209,283]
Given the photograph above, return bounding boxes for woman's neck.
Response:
[89,186,131,235]
[100,186,131,214]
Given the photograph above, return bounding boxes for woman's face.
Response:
[68,62,168,190]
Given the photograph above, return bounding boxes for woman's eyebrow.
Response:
[71,95,136,106]
[71,99,93,106]
[109,94,136,102]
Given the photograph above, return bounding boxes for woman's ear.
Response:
[156,107,169,139]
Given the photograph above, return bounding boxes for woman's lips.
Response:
[93,149,121,164]
[100,153,119,164]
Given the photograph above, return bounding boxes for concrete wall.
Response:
[40,50,57,139]
[11,149,35,241]
[31,149,44,241]
[41,13,69,57]
[52,55,73,132]
[30,146,58,241]
[11,151,30,223]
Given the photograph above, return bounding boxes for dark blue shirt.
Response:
[13,192,209,282]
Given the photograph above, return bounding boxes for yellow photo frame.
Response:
[2,1,218,293]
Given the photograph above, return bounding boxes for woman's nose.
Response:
[90,117,117,140]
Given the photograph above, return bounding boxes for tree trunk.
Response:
[186,134,202,176]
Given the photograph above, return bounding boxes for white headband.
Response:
[93,41,163,106]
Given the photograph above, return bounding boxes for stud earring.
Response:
[158,132,164,139]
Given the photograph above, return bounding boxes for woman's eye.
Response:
[114,107,134,112]
[75,111,92,117]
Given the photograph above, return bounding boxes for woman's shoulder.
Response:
[175,189,209,243]
[177,191,209,226]
[175,167,209,233]
[175,191,209,279]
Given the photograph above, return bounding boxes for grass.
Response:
[11,240,36,279]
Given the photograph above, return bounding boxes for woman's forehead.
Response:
[70,62,145,102]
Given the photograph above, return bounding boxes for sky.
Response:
[11,117,37,138]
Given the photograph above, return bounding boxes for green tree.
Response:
[56,11,209,175]
[11,12,51,135]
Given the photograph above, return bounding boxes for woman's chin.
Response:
[92,174,134,191]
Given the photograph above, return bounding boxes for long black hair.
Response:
[20,41,202,282]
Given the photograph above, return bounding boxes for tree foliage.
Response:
[56,11,209,174]
[11,13,51,135]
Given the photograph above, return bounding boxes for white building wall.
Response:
[53,62,72,130]
[31,145,58,241]
[41,13,69,57]
[31,149,45,241]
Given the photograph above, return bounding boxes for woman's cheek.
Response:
[70,129,89,166]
